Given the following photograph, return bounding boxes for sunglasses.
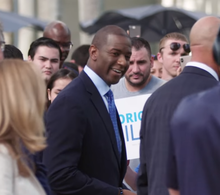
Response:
[55,41,73,49]
[160,42,191,53]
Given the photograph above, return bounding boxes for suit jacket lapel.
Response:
[80,71,121,167]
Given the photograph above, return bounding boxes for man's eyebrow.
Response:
[50,58,59,61]
[110,48,121,52]
[39,56,49,59]
[169,50,178,53]
[137,59,146,62]
[55,89,62,92]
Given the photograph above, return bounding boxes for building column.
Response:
[78,0,103,44]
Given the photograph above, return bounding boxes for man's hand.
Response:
[123,189,136,195]
[176,66,182,76]
[168,188,180,195]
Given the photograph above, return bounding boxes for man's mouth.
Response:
[131,73,142,78]
[44,71,52,75]
[173,65,180,69]
[112,68,123,74]
[62,53,68,60]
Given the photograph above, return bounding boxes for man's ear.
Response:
[28,55,32,61]
[47,89,51,101]
[150,56,154,68]
[89,45,98,61]
[157,52,163,64]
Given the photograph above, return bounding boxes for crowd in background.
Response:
[0,15,220,195]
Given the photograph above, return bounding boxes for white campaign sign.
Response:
[115,94,151,159]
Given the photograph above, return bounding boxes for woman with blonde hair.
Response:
[0,59,46,195]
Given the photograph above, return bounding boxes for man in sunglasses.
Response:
[44,21,73,67]
[137,16,220,195]
[157,32,190,81]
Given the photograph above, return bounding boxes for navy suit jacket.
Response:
[43,71,127,195]
[137,66,219,195]
[32,153,51,195]
[167,84,220,195]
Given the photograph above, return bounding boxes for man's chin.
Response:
[127,79,144,87]
[44,76,51,83]
[130,78,143,83]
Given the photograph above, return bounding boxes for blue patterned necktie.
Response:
[105,89,122,154]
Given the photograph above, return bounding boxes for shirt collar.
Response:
[186,61,219,81]
[84,65,110,96]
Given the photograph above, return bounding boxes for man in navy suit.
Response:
[167,83,220,195]
[166,24,220,195]
[137,16,220,195]
[43,25,136,195]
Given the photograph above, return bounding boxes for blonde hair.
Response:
[159,32,188,50]
[0,59,46,176]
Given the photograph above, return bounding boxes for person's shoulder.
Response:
[144,77,169,103]
[111,77,126,98]
[111,77,124,90]
[0,143,10,155]
[173,85,220,125]
[180,84,220,109]
[149,76,166,90]
[151,75,166,84]
[0,143,14,163]
[58,75,85,97]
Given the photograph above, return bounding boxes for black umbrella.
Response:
[80,4,215,42]
[0,9,49,32]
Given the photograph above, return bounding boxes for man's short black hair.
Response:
[28,37,62,60]
[4,44,23,60]
[71,45,90,68]
[131,37,152,57]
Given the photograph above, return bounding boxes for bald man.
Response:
[137,16,220,195]
[44,21,72,66]
[167,18,220,195]
[43,25,135,195]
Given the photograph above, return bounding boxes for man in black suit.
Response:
[43,25,135,195]
[137,16,220,195]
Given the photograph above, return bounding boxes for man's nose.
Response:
[117,55,127,65]
[45,61,52,68]
[176,54,181,64]
[132,63,140,73]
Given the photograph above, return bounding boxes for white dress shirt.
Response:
[84,65,110,111]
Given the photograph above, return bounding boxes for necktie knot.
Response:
[105,89,114,101]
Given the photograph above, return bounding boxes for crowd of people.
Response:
[0,15,219,195]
